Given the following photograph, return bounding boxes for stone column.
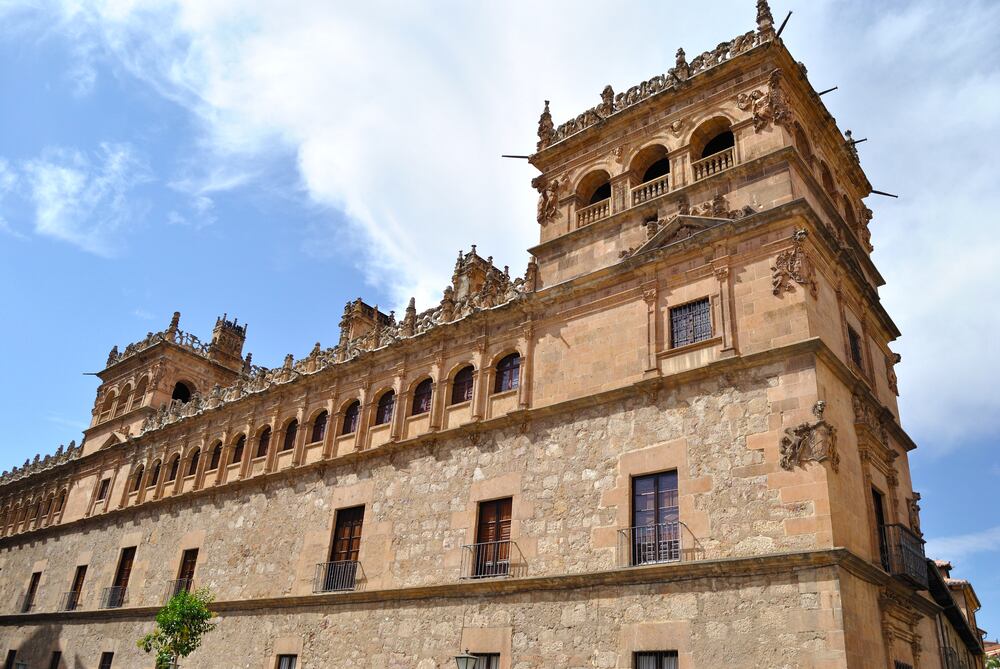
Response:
[292,406,308,466]
[321,399,337,459]
[642,282,660,375]
[517,322,534,410]
[714,264,737,354]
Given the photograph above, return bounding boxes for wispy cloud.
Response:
[0,158,25,239]
[926,525,1000,562]
[22,142,152,256]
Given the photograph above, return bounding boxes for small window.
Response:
[256,427,271,458]
[669,298,712,348]
[149,461,161,487]
[55,490,66,514]
[411,378,433,415]
[167,456,180,482]
[311,411,328,443]
[208,443,222,471]
[130,466,144,493]
[187,449,201,477]
[473,654,500,669]
[276,655,297,669]
[635,651,678,669]
[375,391,395,426]
[96,478,111,501]
[98,652,114,669]
[342,401,361,435]
[281,420,298,452]
[231,435,246,464]
[451,366,475,405]
[848,326,865,369]
[493,353,520,394]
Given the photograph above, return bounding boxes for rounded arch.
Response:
[231,434,246,464]
[130,464,145,492]
[374,388,396,426]
[166,454,181,482]
[792,122,813,163]
[841,194,857,227]
[309,410,329,444]
[280,418,298,452]
[186,447,201,477]
[208,441,223,470]
[130,375,149,412]
[255,425,272,458]
[99,390,118,422]
[629,143,671,184]
[492,350,522,394]
[148,459,162,487]
[54,489,67,514]
[114,384,133,418]
[171,381,194,404]
[410,376,434,416]
[40,493,54,518]
[449,364,476,406]
[819,161,836,196]
[575,169,612,205]
[689,116,735,159]
[341,400,361,435]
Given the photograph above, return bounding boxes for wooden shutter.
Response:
[114,547,136,589]
[330,506,364,563]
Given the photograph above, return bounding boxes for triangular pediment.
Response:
[628,214,727,258]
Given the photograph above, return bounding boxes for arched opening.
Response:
[819,161,836,196]
[187,448,201,477]
[311,412,328,443]
[40,496,52,519]
[494,352,521,394]
[792,123,813,162]
[231,435,246,464]
[701,130,734,158]
[375,390,395,426]
[172,381,193,404]
[631,145,671,184]
[576,170,612,206]
[99,391,117,422]
[130,376,148,412]
[55,490,67,514]
[256,427,271,458]
[281,420,298,452]
[167,455,180,482]
[842,195,857,228]
[149,460,161,487]
[114,384,133,418]
[411,378,433,416]
[689,117,736,181]
[450,365,475,405]
[342,401,361,435]
[131,465,144,492]
[208,442,222,471]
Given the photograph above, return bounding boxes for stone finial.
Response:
[106,345,119,367]
[598,85,614,117]
[168,311,181,334]
[672,48,689,81]
[537,100,554,151]
[310,342,321,357]
[402,297,417,337]
[283,353,294,369]
[243,352,253,374]
[68,439,76,450]
[757,0,775,38]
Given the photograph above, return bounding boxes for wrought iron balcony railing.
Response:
[313,561,362,593]
[692,147,735,182]
[100,586,128,609]
[618,521,705,567]
[164,578,193,602]
[881,523,928,589]
[60,590,82,612]
[460,540,525,579]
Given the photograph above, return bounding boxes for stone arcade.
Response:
[0,2,987,668]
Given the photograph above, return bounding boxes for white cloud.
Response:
[22,142,151,256]
[926,525,1000,562]
[0,158,25,239]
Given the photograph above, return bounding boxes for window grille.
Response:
[277,654,297,669]
[669,299,712,348]
[635,651,679,669]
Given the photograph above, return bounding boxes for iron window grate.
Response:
[670,299,711,348]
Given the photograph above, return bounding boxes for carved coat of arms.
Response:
[779,401,839,472]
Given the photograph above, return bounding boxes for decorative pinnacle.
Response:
[536,100,554,151]
[757,0,775,37]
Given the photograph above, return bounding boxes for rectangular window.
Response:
[98,652,114,669]
[635,651,679,669]
[319,506,364,592]
[872,488,890,571]
[276,655,297,669]
[848,326,865,369]
[66,565,87,611]
[669,298,712,348]
[96,478,111,501]
[176,548,199,595]
[104,547,135,608]
[894,663,913,669]
[22,572,41,613]
[4,650,16,669]
[631,472,680,565]
[473,654,500,669]
[49,651,62,669]
[474,497,512,578]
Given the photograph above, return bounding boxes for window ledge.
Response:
[405,412,430,422]
[490,388,519,400]
[446,400,472,410]
[657,336,722,360]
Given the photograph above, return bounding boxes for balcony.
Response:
[460,540,525,579]
[692,147,735,182]
[60,590,82,612]
[631,174,670,206]
[313,561,362,593]
[618,522,704,567]
[164,578,193,602]
[576,198,610,228]
[100,586,127,609]
[882,524,928,589]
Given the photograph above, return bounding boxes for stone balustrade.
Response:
[576,199,611,227]
[692,147,735,181]
[631,174,670,206]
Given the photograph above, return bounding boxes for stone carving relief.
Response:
[886,352,901,395]
[779,400,839,472]
[852,393,889,446]
[532,176,560,224]
[771,229,817,298]
[686,193,755,220]
[908,492,922,537]
[737,68,792,133]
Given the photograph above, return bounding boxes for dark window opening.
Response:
[311,412,328,443]
[872,488,890,571]
[48,651,62,669]
[281,420,298,452]
[96,478,111,501]
[342,401,361,435]
[451,366,475,405]
[175,548,198,596]
[375,391,395,426]
[474,497,512,578]
[22,572,41,613]
[473,654,500,669]
[631,471,680,565]
[208,443,222,471]
[98,652,114,669]
[701,130,734,158]
[589,182,611,204]
[635,651,679,669]
[669,298,712,348]
[149,461,161,487]
[171,382,192,403]
[276,656,297,669]
[231,435,246,464]
[256,427,271,458]
[848,326,865,369]
[642,157,671,183]
[130,466,144,493]
[494,353,521,394]
[66,565,87,611]
[411,379,433,416]
[167,457,180,482]
[4,650,16,669]
[187,449,200,477]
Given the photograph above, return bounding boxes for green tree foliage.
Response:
[137,588,216,668]
[985,656,1000,669]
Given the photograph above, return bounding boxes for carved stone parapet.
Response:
[779,401,839,472]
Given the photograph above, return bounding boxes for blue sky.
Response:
[1,0,998,638]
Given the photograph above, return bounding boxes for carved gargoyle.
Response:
[779,400,839,472]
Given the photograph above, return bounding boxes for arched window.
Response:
[375,390,395,426]
[311,411,328,443]
[131,465,145,492]
[114,384,133,418]
[149,460,161,486]
[55,490,66,513]
[256,427,271,458]
[172,381,193,404]
[689,117,736,181]
[494,353,521,393]
[411,378,433,415]
[231,435,246,464]
[450,366,475,405]
[208,442,222,470]
[577,170,612,206]
[281,420,298,452]
[99,391,117,422]
[130,376,148,411]
[842,195,857,228]
[792,123,813,162]
[701,130,734,158]
[187,448,201,477]
[40,496,52,519]
[819,162,836,196]
[342,401,360,435]
[167,456,180,482]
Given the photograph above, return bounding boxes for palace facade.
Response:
[0,2,987,667]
